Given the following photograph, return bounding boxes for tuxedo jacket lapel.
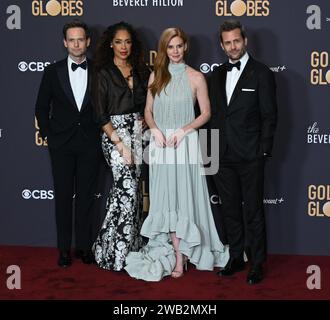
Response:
[217,67,227,110]
[57,60,78,110]
[228,58,255,108]
[80,59,92,113]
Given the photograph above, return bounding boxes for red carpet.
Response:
[0,246,329,300]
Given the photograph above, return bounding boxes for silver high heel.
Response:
[171,254,188,278]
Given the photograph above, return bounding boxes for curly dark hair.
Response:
[93,21,145,71]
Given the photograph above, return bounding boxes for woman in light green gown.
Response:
[125,27,229,281]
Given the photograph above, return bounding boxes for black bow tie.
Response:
[71,60,87,71]
[225,61,241,71]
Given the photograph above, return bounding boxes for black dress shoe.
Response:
[246,265,263,284]
[217,258,245,277]
[58,251,72,268]
[75,250,95,264]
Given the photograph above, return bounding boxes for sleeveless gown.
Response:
[125,63,229,281]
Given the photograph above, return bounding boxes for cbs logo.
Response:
[200,63,220,74]
[18,61,51,72]
[210,195,222,205]
[32,0,83,17]
[22,189,54,200]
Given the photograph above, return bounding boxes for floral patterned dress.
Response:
[92,112,144,271]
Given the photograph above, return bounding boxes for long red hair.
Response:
[150,27,188,97]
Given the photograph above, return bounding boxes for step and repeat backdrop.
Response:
[0,0,329,255]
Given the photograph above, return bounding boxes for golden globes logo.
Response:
[148,50,157,67]
[308,185,330,217]
[215,0,270,17]
[142,180,149,213]
[32,0,83,16]
[35,118,47,147]
[310,51,330,85]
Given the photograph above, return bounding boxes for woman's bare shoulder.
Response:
[185,65,205,83]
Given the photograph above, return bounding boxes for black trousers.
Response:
[213,147,266,267]
[49,133,101,251]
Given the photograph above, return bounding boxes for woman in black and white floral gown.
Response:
[92,22,150,271]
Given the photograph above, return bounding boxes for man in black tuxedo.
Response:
[35,20,101,267]
[209,20,277,284]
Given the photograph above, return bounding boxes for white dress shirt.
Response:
[67,56,88,111]
[226,52,249,104]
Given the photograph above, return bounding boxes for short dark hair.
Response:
[219,20,246,43]
[62,20,90,39]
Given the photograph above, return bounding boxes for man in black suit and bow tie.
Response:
[35,20,101,267]
[209,20,277,284]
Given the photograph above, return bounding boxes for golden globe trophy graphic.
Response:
[231,0,247,16]
[46,0,62,16]
[322,201,330,217]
